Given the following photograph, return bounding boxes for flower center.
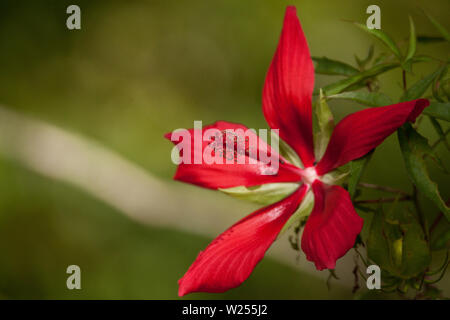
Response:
[301,167,319,185]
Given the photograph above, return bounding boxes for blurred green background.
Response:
[0,0,448,299]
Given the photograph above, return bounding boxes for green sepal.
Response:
[279,190,314,236]
[314,89,335,160]
[348,151,374,199]
[219,183,300,206]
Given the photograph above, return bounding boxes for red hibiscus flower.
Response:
[166,6,429,296]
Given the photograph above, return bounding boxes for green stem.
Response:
[402,70,407,91]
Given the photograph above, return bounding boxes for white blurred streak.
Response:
[0,105,245,233]
[0,105,354,285]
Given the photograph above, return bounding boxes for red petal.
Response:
[166,121,302,189]
[262,6,315,167]
[178,184,308,296]
[301,180,363,270]
[316,99,429,175]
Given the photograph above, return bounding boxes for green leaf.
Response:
[312,57,359,76]
[417,118,448,172]
[402,60,413,74]
[373,52,388,66]
[432,74,445,103]
[219,183,299,206]
[400,66,446,101]
[355,45,374,69]
[428,116,450,152]
[411,55,437,63]
[367,209,395,273]
[401,16,416,73]
[423,10,450,42]
[328,91,392,107]
[405,16,417,63]
[398,124,450,221]
[354,23,402,59]
[434,65,449,102]
[367,206,431,279]
[322,63,399,95]
[399,212,432,278]
[430,216,450,251]
[441,78,450,101]
[314,89,335,160]
[344,81,370,93]
[348,151,373,199]
[279,190,314,236]
[423,102,450,122]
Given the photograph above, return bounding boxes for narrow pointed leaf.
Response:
[405,16,416,62]
[322,63,399,95]
[400,66,446,101]
[373,52,388,65]
[398,124,450,221]
[312,57,359,76]
[423,11,450,42]
[354,23,402,59]
[355,45,374,69]
[411,55,436,63]
[328,91,392,107]
[423,102,450,122]
[428,116,450,151]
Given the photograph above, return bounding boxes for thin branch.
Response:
[358,182,410,196]
[426,251,449,276]
[352,264,360,294]
[354,248,369,267]
[430,212,443,234]
[402,70,407,91]
[425,260,450,284]
[354,196,412,204]
[430,128,450,150]
[354,204,377,213]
